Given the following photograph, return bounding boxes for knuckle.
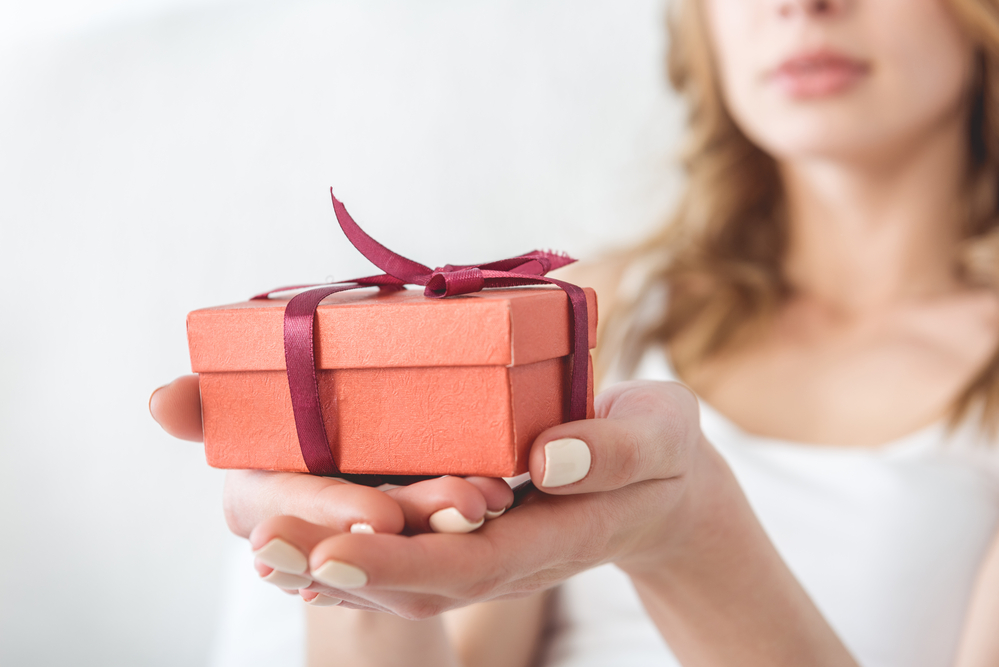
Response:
[610,381,699,482]
[608,435,643,488]
[458,537,507,600]
[650,387,698,475]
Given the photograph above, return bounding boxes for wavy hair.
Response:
[603,0,999,433]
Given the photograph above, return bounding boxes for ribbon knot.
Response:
[426,267,485,297]
[253,190,590,480]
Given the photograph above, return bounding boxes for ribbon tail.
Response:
[543,278,590,422]
[330,190,434,284]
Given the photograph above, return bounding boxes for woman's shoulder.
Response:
[551,254,652,316]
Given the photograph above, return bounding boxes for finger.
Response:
[224,471,406,538]
[306,532,491,604]
[300,590,343,607]
[528,380,700,494]
[461,477,515,519]
[254,559,314,591]
[254,559,386,611]
[249,515,344,594]
[149,375,203,442]
[250,515,348,555]
[326,600,383,611]
[305,594,384,612]
[248,515,395,607]
[385,477,489,534]
[305,500,573,603]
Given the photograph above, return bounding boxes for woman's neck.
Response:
[779,114,970,317]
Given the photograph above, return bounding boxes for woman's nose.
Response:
[775,0,847,19]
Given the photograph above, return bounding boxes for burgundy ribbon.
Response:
[252,190,589,478]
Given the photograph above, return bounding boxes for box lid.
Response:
[188,286,597,372]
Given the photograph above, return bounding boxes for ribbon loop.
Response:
[255,190,590,479]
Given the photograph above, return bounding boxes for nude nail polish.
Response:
[350,522,375,534]
[312,560,368,589]
[429,507,485,533]
[262,570,312,590]
[541,438,591,488]
[307,594,343,607]
[253,538,309,575]
[484,508,506,520]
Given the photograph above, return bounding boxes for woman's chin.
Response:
[745,120,906,166]
[735,94,958,168]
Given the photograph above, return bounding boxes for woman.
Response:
[150,0,999,664]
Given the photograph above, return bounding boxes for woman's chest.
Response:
[713,432,999,667]
[681,296,999,446]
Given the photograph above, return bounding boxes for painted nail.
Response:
[429,507,485,533]
[542,438,591,488]
[312,560,368,589]
[350,522,375,534]
[262,570,312,590]
[307,594,343,607]
[253,538,309,574]
[484,508,507,520]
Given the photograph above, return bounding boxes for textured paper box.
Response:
[187,286,597,477]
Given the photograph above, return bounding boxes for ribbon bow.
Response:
[253,190,590,478]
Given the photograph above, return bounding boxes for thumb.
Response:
[528,380,700,494]
[149,374,204,442]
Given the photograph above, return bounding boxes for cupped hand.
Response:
[149,376,514,597]
[214,380,718,618]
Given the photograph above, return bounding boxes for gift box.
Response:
[185,192,597,479]
[187,286,596,477]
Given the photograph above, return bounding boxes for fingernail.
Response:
[350,522,375,534]
[148,385,166,421]
[484,508,506,520]
[253,538,309,574]
[262,570,312,590]
[312,560,368,589]
[542,438,591,488]
[307,594,343,607]
[429,507,485,533]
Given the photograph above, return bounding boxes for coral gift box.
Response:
[187,285,597,477]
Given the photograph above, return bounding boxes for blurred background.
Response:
[0,0,682,664]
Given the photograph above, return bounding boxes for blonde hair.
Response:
[604,0,999,432]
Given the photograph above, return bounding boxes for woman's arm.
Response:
[953,526,999,667]
[304,591,549,667]
[441,591,551,667]
[305,607,458,667]
[622,440,857,666]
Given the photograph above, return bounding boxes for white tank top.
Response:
[539,349,999,667]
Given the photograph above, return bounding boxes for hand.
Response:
[149,376,514,599]
[199,380,712,615]
[153,376,857,666]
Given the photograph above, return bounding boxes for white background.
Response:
[0,1,682,664]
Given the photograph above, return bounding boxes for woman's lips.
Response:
[769,51,870,99]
